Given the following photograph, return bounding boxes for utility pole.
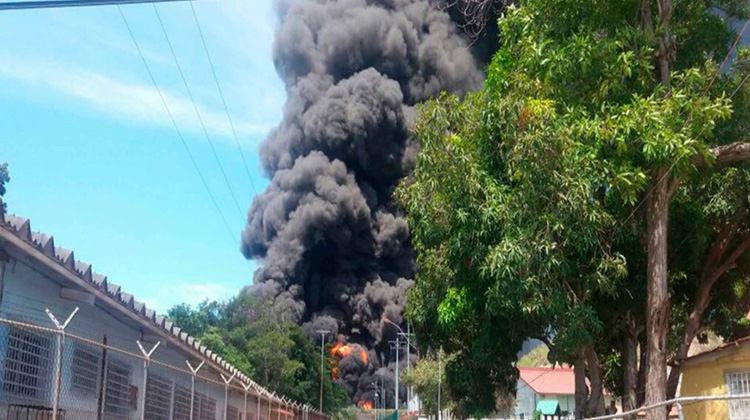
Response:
[437,350,442,420]
[384,318,414,413]
[316,330,330,413]
[406,324,412,409]
[371,382,379,420]
[389,337,401,412]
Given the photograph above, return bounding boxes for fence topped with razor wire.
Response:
[0,203,328,420]
[0,312,323,420]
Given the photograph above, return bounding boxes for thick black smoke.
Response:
[241,0,484,404]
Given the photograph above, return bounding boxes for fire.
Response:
[330,341,369,380]
[359,401,374,410]
[332,342,353,358]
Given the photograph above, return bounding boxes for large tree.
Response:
[402,0,750,418]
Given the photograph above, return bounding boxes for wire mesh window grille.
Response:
[200,395,217,420]
[228,404,239,420]
[104,357,137,416]
[172,385,193,420]
[71,342,100,394]
[2,326,52,399]
[144,373,173,420]
[727,370,750,420]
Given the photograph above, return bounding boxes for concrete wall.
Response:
[681,351,750,420]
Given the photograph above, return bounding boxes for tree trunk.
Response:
[645,166,672,420]
[574,353,588,420]
[623,333,639,420]
[637,335,647,407]
[584,346,605,417]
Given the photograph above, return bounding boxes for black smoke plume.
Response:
[241,0,485,404]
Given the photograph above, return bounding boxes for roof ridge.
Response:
[518,366,573,371]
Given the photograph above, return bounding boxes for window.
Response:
[200,396,217,420]
[173,385,193,420]
[71,343,100,394]
[727,371,750,420]
[227,405,239,420]
[2,326,52,398]
[144,373,172,420]
[104,357,136,416]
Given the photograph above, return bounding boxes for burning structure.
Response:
[241,0,486,404]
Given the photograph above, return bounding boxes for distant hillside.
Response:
[518,343,551,367]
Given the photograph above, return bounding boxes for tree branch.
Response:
[708,142,750,167]
[707,233,750,284]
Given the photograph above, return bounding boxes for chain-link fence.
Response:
[0,315,326,420]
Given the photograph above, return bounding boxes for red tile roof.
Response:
[518,367,612,396]
[519,367,576,395]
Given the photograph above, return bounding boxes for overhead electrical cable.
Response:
[117,5,236,244]
[152,3,246,221]
[189,1,259,197]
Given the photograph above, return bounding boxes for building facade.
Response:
[0,199,320,420]
[680,336,750,420]
[514,367,616,419]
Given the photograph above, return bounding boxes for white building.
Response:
[0,199,320,420]
[514,367,617,420]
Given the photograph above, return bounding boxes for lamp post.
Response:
[371,382,379,420]
[388,337,401,412]
[316,330,330,413]
[437,350,442,420]
[384,318,415,411]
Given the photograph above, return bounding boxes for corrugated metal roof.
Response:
[0,197,317,412]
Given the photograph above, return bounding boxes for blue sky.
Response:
[0,0,283,313]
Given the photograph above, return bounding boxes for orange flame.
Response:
[330,342,369,380]
[359,401,374,410]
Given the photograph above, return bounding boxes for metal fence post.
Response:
[187,360,205,420]
[221,372,237,420]
[242,382,252,420]
[136,340,161,420]
[46,307,79,420]
[268,394,273,420]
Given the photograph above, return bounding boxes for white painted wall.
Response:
[512,379,617,420]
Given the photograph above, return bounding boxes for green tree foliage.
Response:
[1,163,9,211]
[402,350,454,417]
[167,296,348,412]
[401,0,750,418]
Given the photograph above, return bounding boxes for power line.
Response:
[152,3,246,222]
[189,1,259,197]
[117,5,236,244]
[0,0,202,11]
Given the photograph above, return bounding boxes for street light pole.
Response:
[316,330,330,413]
[389,337,401,412]
[406,324,411,409]
[437,350,442,420]
[384,318,415,414]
